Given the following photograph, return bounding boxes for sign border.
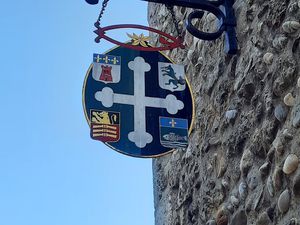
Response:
[82,43,195,158]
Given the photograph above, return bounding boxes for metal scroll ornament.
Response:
[94,23,185,52]
[142,0,238,54]
[85,0,238,54]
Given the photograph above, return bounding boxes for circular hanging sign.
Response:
[82,39,194,158]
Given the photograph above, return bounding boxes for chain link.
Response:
[97,0,110,25]
[95,1,181,38]
[166,4,182,38]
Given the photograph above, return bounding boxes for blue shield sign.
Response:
[83,45,194,158]
[159,117,188,148]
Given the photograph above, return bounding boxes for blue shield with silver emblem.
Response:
[83,42,194,158]
[159,117,188,148]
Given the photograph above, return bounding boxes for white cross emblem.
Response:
[94,56,184,148]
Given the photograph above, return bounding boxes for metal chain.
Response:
[166,4,182,38]
[97,0,110,25]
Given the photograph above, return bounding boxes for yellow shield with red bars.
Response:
[90,110,120,142]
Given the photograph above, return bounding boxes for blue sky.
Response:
[0,1,154,225]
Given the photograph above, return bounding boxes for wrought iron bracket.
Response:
[142,0,238,54]
[85,0,238,54]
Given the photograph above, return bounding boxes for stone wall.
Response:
[148,1,300,224]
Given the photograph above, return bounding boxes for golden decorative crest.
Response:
[127,33,150,47]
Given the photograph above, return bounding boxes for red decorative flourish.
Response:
[94,24,185,51]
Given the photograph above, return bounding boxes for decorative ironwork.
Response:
[93,24,185,51]
[85,0,238,54]
[142,0,237,54]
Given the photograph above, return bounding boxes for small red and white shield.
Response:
[92,54,121,84]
